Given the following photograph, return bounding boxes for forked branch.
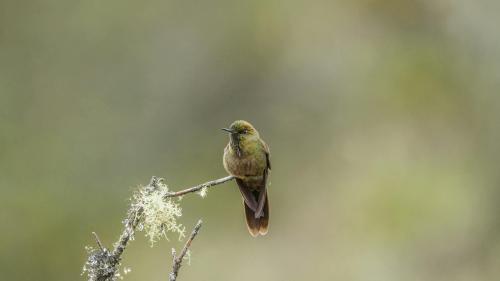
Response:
[83,175,234,281]
[169,220,203,281]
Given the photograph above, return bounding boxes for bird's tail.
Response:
[244,193,269,237]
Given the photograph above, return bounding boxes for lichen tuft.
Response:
[82,246,120,281]
[131,180,186,246]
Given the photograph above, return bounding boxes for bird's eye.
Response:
[242,129,248,134]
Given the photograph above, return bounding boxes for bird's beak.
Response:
[221,128,235,133]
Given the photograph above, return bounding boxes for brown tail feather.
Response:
[243,193,269,236]
[244,201,259,237]
[259,193,269,235]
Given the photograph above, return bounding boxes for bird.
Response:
[222,120,271,237]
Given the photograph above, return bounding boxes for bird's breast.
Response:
[223,145,266,178]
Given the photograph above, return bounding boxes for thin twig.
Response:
[169,220,203,281]
[164,175,235,198]
[92,232,105,251]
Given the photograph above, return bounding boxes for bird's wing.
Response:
[261,139,271,171]
[254,169,267,218]
[236,178,258,212]
[254,139,271,218]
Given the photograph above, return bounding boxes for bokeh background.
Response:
[1,0,500,280]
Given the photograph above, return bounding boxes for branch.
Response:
[83,175,234,281]
[169,220,203,281]
[164,175,235,198]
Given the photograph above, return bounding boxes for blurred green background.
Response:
[1,0,500,280]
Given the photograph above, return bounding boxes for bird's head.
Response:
[222,120,260,156]
[222,120,259,138]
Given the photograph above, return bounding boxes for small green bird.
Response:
[222,120,271,237]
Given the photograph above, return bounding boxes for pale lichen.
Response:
[198,187,208,198]
[184,249,192,265]
[132,179,186,246]
[82,245,120,281]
